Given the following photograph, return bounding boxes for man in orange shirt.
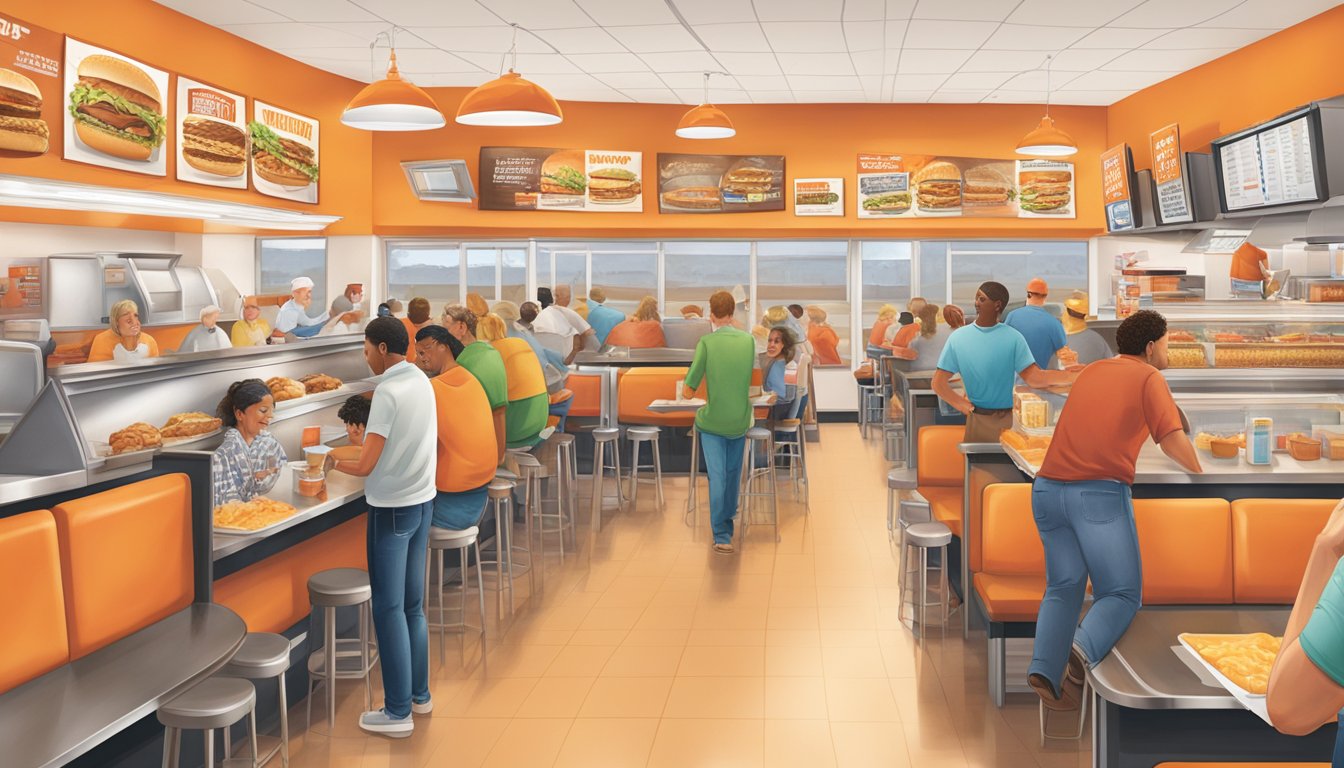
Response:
[414,325,499,530]
[1027,310,1202,712]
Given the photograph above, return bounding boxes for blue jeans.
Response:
[432,485,488,530]
[366,500,433,718]
[1027,477,1142,696]
[700,431,746,545]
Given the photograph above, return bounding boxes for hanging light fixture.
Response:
[676,72,735,139]
[341,28,446,131]
[1015,54,1077,157]
[456,23,562,127]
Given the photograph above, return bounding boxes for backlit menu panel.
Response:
[1219,113,1320,211]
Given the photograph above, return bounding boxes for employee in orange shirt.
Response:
[1027,309,1202,713]
[87,299,160,363]
[414,325,499,530]
[1230,241,1271,295]
[400,297,433,365]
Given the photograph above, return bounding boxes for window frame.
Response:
[256,236,328,306]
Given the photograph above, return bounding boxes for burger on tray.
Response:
[68,54,166,161]
[0,68,48,154]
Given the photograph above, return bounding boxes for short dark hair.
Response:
[217,379,271,427]
[520,302,539,323]
[1116,310,1167,355]
[416,324,464,358]
[537,287,553,309]
[787,304,804,318]
[376,302,392,318]
[338,394,370,426]
[897,311,914,326]
[365,316,409,355]
[978,281,1010,316]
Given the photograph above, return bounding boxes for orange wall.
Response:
[1108,4,1344,168]
[373,98,1108,239]
[0,0,372,235]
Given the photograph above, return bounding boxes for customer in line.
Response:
[484,314,551,450]
[231,297,271,347]
[1006,277,1067,370]
[211,379,285,505]
[932,281,1078,442]
[179,305,232,354]
[537,287,554,310]
[442,304,509,464]
[399,298,433,364]
[885,310,918,349]
[274,276,330,339]
[684,290,758,555]
[88,299,160,363]
[943,303,966,330]
[908,302,952,368]
[329,318,437,736]
[805,305,842,366]
[465,292,490,319]
[338,394,370,449]
[414,325,499,529]
[585,286,625,346]
[534,284,596,361]
[1027,309,1201,713]
[605,296,666,348]
[495,301,568,383]
[1050,291,1112,368]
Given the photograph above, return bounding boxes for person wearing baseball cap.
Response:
[1049,291,1112,368]
[178,304,233,353]
[275,276,330,339]
[1005,277,1068,371]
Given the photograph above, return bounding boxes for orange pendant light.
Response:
[1015,55,1077,157]
[342,30,446,132]
[676,72,735,139]
[456,24,563,127]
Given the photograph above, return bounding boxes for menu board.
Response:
[176,77,247,189]
[856,153,1074,219]
[2,265,41,311]
[1100,144,1137,232]
[478,147,643,212]
[657,154,785,214]
[1150,124,1192,224]
[793,178,843,216]
[250,101,319,204]
[63,38,170,176]
[0,13,60,159]
[1215,110,1323,212]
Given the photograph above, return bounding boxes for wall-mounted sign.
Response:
[0,12,60,159]
[1101,143,1136,232]
[250,101,319,204]
[63,38,169,176]
[176,77,247,189]
[856,153,1074,219]
[657,153,785,214]
[793,178,843,216]
[1016,159,1075,218]
[856,153,909,218]
[1150,123,1193,225]
[478,147,643,212]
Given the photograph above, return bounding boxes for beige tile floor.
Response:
[282,423,1089,767]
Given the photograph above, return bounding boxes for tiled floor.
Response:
[284,424,1088,767]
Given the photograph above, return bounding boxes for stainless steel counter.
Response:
[210,461,366,561]
[1003,441,1344,485]
[575,347,695,366]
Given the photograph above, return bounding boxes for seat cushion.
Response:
[917,425,966,487]
[0,510,69,694]
[974,573,1047,623]
[973,483,1032,573]
[1134,499,1232,604]
[1232,499,1337,604]
[920,486,963,538]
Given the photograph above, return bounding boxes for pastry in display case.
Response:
[108,422,163,455]
[266,376,306,402]
[299,373,342,394]
[1184,393,1344,464]
[1160,320,1344,369]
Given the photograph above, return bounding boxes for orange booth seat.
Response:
[616,367,764,429]
[0,510,69,694]
[1156,764,1329,767]
[565,372,605,420]
[1233,499,1337,603]
[916,425,966,537]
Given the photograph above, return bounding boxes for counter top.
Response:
[211,463,365,560]
[1000,440,1344,485]
[575,348,695,366]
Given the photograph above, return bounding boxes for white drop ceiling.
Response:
[153,0,1339,106]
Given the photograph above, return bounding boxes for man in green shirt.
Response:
[683,290,757,554]
[443,304,508,463]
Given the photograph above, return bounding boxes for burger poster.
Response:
[250,101,319,204]
[793,178,843,216]
[856,154,910,218]
[176,77,246,189]
[0,13,60,159]
[857,153,1074,218]
[656,153,785,214]
[63,38,169,176]
[1016,159,1075,218]
[478,147,643,212]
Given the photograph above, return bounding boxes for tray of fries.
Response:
[213,497,300,535]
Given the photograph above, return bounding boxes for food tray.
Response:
[87,440,160,470]
[212,502,301,535]
[1175,634,1273,725]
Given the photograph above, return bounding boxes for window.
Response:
[258,238,326,308]
[859,241,912,338]
[756,240,850,364]
[918,241,948,306]
[386,241,459,308]
[500,248,527,305]
[460,243,527,306]
[589,242,658,317]
[536,242,587,306]
[465,247,496,301]
[664,241,750,310]
[942,240,1089,314]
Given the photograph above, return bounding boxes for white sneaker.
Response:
[359,709,414,738]
[412,697,433,715]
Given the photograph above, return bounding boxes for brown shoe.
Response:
[1028,673,1081,712]
[713,542,735,555]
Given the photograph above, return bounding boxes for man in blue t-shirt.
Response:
[933,281,1079,442]
[586,286,624,346]
[1005,277,1068,370]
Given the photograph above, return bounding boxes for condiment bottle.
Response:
[1248,418,1273,465]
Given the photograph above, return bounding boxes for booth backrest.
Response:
[980,486,1045,576]
[662,318,712,349]
[618,367,698,427]
[565,371,605,419]
[52,474,194,660]
[917,426,966,488]
[1232,499,1337,604]
[1133,499,1232,604]
[975,483,1032,573]
[0,509,69,694]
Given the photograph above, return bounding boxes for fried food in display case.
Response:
[108,422,163,454]
[266,376,306,401]
[1167,344,1208,369]
[299,373,342,394]
[160,412,223,439]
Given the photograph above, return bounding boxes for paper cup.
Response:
[674,379,684,401]
[304,444,332,468]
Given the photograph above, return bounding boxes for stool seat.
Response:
[494,467,519,481]
[488,479,515,499]
[593,427,619,442]
[430,525,479,547]
[746,426,770,440]
[627,426,659,437]
[553,432,576,444]
[220,633,291,679]
[307,568,371,607]
[159,678,256,731]
[775,419,802,431]
[906,521,952,548]
[887,467,918,491]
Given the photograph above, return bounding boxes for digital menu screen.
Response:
[1215,109,1325,212]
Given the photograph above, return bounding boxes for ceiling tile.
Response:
[982,24,1090,50]
[265,0,378,22]
[754,0,845,22]
[619,87,683,102]
[1203,0,1340,29]
[927,90,990,102]
[153,0,288,25]
[574,0,679,26]
[660,72,714,88]
[568,52,653,72]
[891,73,950,89]
[1050,90,1132,105]
[1101,48,1234,72]
[1051,48,1129,71]
[798,91,870,102]
[961,50,1045,72]
[912,0,1013,21]
[984,90,1046,104]
[673,87,748,102]
[415,26,553,53]
[414,73,493,87]
[285,56,370,81]
[763,21,849,53]
[1006,0,1145,27]
[843,20,895,52]
[348,0,500,26]
[475,0,593,29]
[777,53,857,75]
[1141,27,1269,49]
[220,22,370,49]
[311,23,436,46]
[596,72,667,88]
[751,90,797,102]
[711,52,784,75]
[733,74,792,90]
[888,90,932,102]
[555,89,634,102]
[1060,69,1178,90]
[1000,71,1049,91]
[897,49,972,73]
[853,52,897,75]
[1110,0,1243,28]
[637,50,722,72]
[939,72,1013,90]
[533,27,627,53]
[787,74,864,91]
[843,0,887,21]
[457,51,582,74]
[390,48,486,73]
[514,72,609,89]
[666,0,759,24]
[886,0,918,18]
[903,19,1000,49]
[694,23,773,52]
[1069,26,1166,48]
[606,24,703,53]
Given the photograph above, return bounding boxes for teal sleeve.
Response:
[685,339,707,390]
[1014,333,1037,374]
[1052,321,1067,352]
[1300,556,1344,689]
[936,332,959,374]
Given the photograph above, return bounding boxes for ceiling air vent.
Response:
[402,160,475,203]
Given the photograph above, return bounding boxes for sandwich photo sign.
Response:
[1016,159,1075,218]
[63,38,169,175]
[0,13,60,160]
[250,101,319,203]
[176,77,246,189]
[657,153,785,214]
[794,178,843,216]
[478,147,643,212]
[857,153,1074,219]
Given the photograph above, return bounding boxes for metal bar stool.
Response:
[426,525,488,666]
[159,677,258,768]
[902,521,952,642]
[772,419,808,507]
[886,467,919,544]
[477,478,523,614]
[589,427,624,531]
[738,427,779,544]
[626,425,665,507]
[305,568,376,732]
[218,633,291,767]
[514,453,548,586]
[534,435,578,557]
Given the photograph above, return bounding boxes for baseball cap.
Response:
[199,304,221,320]
[1064,291,1089,317]
[1026,277,1049,295]
[290,276,315,291]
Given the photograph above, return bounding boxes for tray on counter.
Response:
[1174,633,1273,724]
[87,440,159,470]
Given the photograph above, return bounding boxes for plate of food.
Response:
[90,422,163,468]
[267,376,307,404]
[159,412,223,445]
[1177,632,1280,698]
[213,496,300,534]
[298,373,343,395]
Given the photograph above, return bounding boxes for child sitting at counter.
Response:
[210,379,287,505]
[338,394,369,449]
